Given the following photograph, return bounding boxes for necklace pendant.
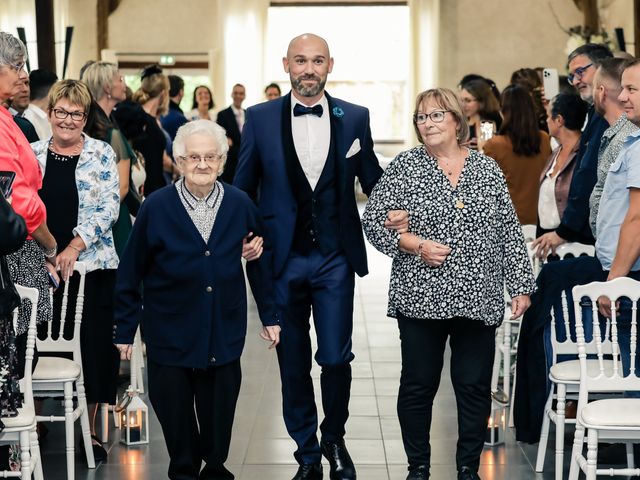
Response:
[455,199,464,209]
[447,170,453,176]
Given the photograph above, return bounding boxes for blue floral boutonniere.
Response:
[332,106,344,118]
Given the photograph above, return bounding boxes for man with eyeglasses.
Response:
[515,43,616,444]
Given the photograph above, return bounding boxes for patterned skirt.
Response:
[0,314,22,430]
[6,240,52,335]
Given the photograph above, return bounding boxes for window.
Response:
[265,4,410,142]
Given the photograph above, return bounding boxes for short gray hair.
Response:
[80,61,119,101]
[0,32,27,68]
[174,120,230,174]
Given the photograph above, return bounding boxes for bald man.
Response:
[235,34,407,480]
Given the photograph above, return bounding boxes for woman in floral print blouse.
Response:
[362,88,535,480]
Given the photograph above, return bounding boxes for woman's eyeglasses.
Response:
[180,154,226,164]
[52,108,87,121]
[413,111,450,125]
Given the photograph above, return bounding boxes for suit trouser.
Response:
[275,249,355,464]
[147,358,241,480]
[396,313,496,473]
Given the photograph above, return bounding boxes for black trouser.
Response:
[147,358,242,480]
[397,314,496,474]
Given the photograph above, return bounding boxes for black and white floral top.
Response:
[362,146,535,326]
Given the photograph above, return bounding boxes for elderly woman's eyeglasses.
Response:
[414,111,450,125]
[180,154,226,164]
[52,108,87,121]
[567,63,593,84]
[7,61,25,72]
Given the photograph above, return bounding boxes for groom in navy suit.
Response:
[235,34,407,480]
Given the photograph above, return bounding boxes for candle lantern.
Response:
[116,385,149,445]
[484,400,506,446]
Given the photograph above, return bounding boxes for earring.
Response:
[107,93,112,99]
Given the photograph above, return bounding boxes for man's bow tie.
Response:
[293,103,323,118]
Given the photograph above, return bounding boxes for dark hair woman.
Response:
[186,85,216,121]
[483,84,552,225]
[459,79,502,149]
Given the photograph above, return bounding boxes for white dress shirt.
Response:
[23,104,52,140]
[291,94,330,190]
[231,105,245,133]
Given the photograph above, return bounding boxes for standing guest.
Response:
[0,31,57,366]
[458,79,502,149]
[458,75,501,104]
[532,43,612,257]
[510,67,548,133]
[31,79,120,461]
[0,195,27,424]
[216,84,246,183]
[81,61,136,256]
[483,84,552,225]
[161,75,188,141]
[132,65,171,196]
[537,93,588,237]
[186,85,216,121]
[265,82,282,101]
[5,69,38,142]
[114,120,278,480]
[235,33,408,480]
[23,69,57,140]
[362,88,534,480]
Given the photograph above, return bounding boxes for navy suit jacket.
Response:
[555,108,609,243]
[113,183,278,369]
[216,106,243,183]
[234,92,383,277]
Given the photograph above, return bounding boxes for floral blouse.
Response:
[32,134,120,272]
[362,146,534,326]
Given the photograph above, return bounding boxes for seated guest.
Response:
[532,43,613,257]
[114,120,279,480]
[483,84,552,225]
[363,88,534,480]
[23,69,57,140]
[31,79,120,460]
[537,93,588,237]
[458,78,502,149]
[186,85,216,121]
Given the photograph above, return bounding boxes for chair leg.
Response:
[30,426,44,480]
[100,403,109,444]
[64,382,75,480]
[76,379,96,469]
[568,419,586,480]
[535,387,554,472]
[19,430,31,480]
[508,368,517,428]
[626,442,634,469]
[503,320,512,396]
[491,325,504,392]
[554,383,567,480]
[586,428,598,480]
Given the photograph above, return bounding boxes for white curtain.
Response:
[409,0,440,94]
[214,0,269,108]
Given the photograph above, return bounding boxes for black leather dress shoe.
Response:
[321,439,356,479]
[406,465,429,479]
[292,463,323,480]
[457,466,481,480]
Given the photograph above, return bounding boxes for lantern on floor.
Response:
[484,400,506,446]
[116,385,149,445]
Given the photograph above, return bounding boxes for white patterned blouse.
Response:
[32,134,120,272]
[362,146,535,326]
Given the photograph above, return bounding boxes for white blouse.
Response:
[538,153,561,229]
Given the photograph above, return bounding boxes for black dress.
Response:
[38,150,119,404]
[134,113,167,197]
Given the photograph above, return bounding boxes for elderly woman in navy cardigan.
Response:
[114,120,279,480]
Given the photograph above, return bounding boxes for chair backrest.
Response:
[38,262,87,366]
[522,224,537,243]
[573,278,640,397]
[13,285,38,407]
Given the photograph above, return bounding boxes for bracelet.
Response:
[42,244,57,259]
[68,244,83,253]
[416,240,425,257]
